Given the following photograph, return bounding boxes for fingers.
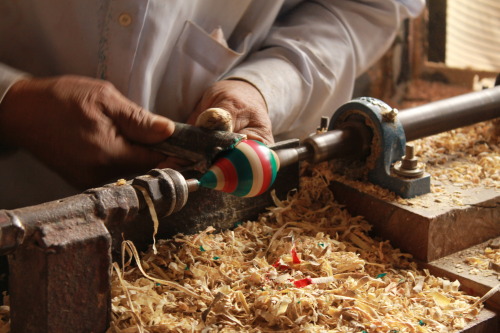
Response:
[117,107,175,144]
[191,80,275,145]
[238,127,275,146]
[99,85,175,144]
[88,82,180,182]
[156,156,194,170]
[190,105,274,145]
[77,140,168,188]
[112,143,167,170]
[0,75,181,190]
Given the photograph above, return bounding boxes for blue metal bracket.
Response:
[329,97,430,198]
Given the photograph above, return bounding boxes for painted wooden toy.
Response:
[199,140,280,197]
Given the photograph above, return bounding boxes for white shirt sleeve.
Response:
[0,63,29,104]
[224,0,425,140]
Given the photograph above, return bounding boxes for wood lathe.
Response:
[0,86,498,332]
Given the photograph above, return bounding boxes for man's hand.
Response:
[188,79,274,145]
[0,75,175,189]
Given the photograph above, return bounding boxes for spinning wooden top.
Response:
[199,139,280,197]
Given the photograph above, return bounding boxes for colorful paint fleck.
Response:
[291,246,301,264]
[199,140,280,197]
[293,278,313,288]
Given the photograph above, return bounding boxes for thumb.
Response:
[106,100,175,144]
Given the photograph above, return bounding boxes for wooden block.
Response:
[421,62,498,89]
[422,237,500,313]
[460,308,498,333]
[330,181,500,262]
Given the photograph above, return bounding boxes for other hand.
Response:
[0,75,175,189]
[188,79,274,145]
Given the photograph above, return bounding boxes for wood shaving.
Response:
[107,166,484,332]
[412,120,499,191]
[134,185,160,255]
[116,179,128,186]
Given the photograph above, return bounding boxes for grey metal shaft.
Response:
[302,126,368,164]
[399,85,500,141]
[276,126,368,167]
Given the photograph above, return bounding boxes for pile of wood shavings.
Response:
[412,120,499,191]
[108,165,483,333]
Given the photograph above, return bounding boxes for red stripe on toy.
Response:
[217,158,238,193]
[246,140,272,195]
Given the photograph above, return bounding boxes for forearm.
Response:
[224,0,424,139]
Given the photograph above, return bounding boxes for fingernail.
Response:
[151,116,175,136]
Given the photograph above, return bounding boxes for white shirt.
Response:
[0,0,424,208]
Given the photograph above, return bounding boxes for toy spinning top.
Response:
[199,139,280,197]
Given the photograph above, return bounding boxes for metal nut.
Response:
[393,144,425,178]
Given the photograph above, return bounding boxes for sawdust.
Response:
[413,120,499,191]
[104,164,484,333]
[463,239,500,280]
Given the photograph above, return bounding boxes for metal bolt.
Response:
[401,145,418,169]
[406,145,414,158]
[393,144,425,178]
[316,116,329,133]
[382,108,399,122]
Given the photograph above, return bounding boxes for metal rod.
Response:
[186,178,200,192]
[276,86,500,167]
[399,86,500,141]
[276,125,370,168]
[303,126,367,163]
[274,129,349,167]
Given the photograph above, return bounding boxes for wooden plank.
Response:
[460,308,498,333]
[331,181,500,262]
[422,237,500,313]
[421,62,498,89]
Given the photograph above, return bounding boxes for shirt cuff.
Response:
[0,63,30,104]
